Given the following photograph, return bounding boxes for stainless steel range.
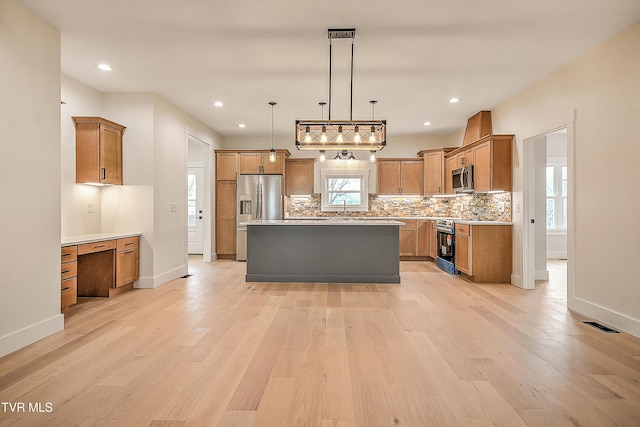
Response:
[435,219,458,275]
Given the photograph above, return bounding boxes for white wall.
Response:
[492,20,640,336]
[0,0,63,357]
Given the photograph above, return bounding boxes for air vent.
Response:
[583,321,619,333]
[181,274,193,279]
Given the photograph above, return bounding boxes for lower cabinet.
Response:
[61,245,78,312]
[61,235,140,311]
[116,236,139,287]
[401,220,437,259]
[454,224,512,283]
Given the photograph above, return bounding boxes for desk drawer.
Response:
[61,261,77,280]
[78,239,116,255]
[400,220,417,228]
[61,245,77,263]
[61,277,77,308]
[117,236,139,251]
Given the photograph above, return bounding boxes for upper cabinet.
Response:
[239,151,286,174]
[418,148,456,196]
[73,117,126,185]
[377,159,423,195]
[216,152,238,180]
[285,158,315,196]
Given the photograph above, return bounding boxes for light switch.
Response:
[171,203,178,212]
[515,203,521,213]
[88,202,93,214]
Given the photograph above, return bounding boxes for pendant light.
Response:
[268,101,277,163]
[295,28,386,152]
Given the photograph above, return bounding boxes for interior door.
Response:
[188,167,204,254]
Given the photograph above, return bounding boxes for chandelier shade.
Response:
[295,120,386,151]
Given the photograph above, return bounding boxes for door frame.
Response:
[186,134,213,263]
[521,110,576,297]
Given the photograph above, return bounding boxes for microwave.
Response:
[452,165,474,193]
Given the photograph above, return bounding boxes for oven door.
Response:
[437,231,455,262]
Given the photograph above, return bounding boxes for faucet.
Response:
[343,200,347,217]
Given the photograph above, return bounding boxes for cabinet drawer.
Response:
[61,245,78,263]
[61,277,77,308]
[78,239,116,255]
[61,261,77,280]
[117,236,139,251]
[455,224,470,235]
[400,220,417,228]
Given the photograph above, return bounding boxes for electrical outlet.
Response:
[170,203,178,212]
[515,203,521,213]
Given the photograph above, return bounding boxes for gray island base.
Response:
[245,220,402,283]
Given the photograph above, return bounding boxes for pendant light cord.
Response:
[350,35,354,121]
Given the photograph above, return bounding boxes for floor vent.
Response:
[181,274,193,279]
[583,321,619,333]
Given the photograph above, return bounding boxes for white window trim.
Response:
[320,168,369,212]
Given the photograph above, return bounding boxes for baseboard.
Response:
[535,269,550,281]
[547,251,567,259]
[0,314,64,358]
[135,265,188,289]
[569,296,640,339]
[511,274,523,288]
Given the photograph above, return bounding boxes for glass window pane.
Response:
[546,166,556,196]
[561,166,568,196]
[329,192,361,205]
[562,197,567,229]
[546,198,555,229]
[187,174,196,199]
[188,200,196,226]
[328,177,361,191]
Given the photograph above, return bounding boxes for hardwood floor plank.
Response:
[2,259,640,426]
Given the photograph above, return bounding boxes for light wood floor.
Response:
[2,258,640,426]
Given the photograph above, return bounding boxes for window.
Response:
[187,173,197,227]
[320,168,369,212]
[546,164,567,231]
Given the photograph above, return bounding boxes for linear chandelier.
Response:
[295,28,387,153]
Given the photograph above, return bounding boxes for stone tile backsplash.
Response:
[286,192,511,221]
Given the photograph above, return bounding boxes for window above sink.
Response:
[320,168,369,212]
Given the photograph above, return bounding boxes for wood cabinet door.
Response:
[100,124,123,184]
[116,248,138,287]
[416,221,430,256]
[262,153,284,174]
[429,221,438,258]
[400,160,423,195]
[216,181,237,255]
[285,158,314,195]
[239,153,262,174]
[473,142,491,192]
[399,227,417,256]
[444,156,456,194]
[377,160,401,194]
[455,232,470,274]
[216,152,238,180]
[424,151,444,195]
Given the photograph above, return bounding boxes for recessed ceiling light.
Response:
[238,123,246,128]
[423,121,432,126]
[97,64,112,71]
[449,97,460,103]
[213,101,224,107]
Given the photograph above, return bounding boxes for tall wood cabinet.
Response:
[72,117,126,185]
[215,150,290,259]
[377,159,423,195]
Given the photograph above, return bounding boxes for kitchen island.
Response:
[245,219,402,283]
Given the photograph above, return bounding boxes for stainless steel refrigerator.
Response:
[236,174,283,261]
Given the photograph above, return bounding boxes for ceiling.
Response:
[18,0,640,140]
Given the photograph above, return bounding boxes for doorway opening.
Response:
[523,126,572,295]
[187,135,212,266]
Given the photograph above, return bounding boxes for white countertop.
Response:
[454,220,513,226]
[61,232,142,246]
[244,219,404,226]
